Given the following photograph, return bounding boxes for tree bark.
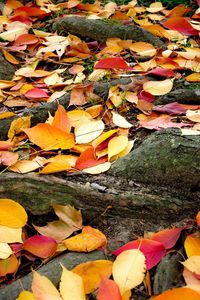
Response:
[53,16,167,49]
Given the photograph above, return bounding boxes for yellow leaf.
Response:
[16,291,36,300]
[0,80,15,89]
[181,256,200,274]
[0,225,22,243]
[129,42,156,57]
[0,112,15,119]
[67,110,92,127]
[63,226,107,252]
[112,249,146,295]
[186,73,200,82]
[8,116,31,140]
[112,112,132,128]
[108,136,129,161]
[9,157,46,173]
[143,79,173,96]
[92,129,118,148]
[186,109,200,123]
[0,199,27,228]
[75,119,104,144]
[32,271,62,300]
[60,265,86,300]
[40,159,71,174]
[146,2,164,13]
[23,123,75,150]
[111,140,135,161]
[0,242,12,259]
[83,162,111,174]
[184,235,200,257]
[72,260,113,294]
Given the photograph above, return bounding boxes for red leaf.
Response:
[9,16,32,25]
[112,239,166,270]
[25,88,49,99]
[151,227,182,249]
[22,235,57,258]
[153,102,187,115]
[95,57,131,70]
[163,17,199,35]
[97,277,122,300]
[14,34,38,46]
[146,68,175,77]
[75,147,107,170]
[14,6,48,17]
[138,90,155,103]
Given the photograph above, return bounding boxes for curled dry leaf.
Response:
[112,249,146,295]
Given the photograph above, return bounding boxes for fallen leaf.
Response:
[163,17,199,35]
[108,136,128,161]
[153,287,200,299]
[0,225,22,243]
[16,291,36,300]
[186,109,200,123]
[60,265,86,300]
[23,123,75,150]
[181,256,200,275]
[63,226,107,252]
[75,119,104,144]
[184,234,200,257]
[112,249,146,295]
[83,162,111,174]
[9,157,45,173]
[25,88,49,99]
[0,151,18,166]
[186,73,200,82]
[32,270,62,300]
[143,79,173,96]
[112,112,132,128]
[196,212,200,226]
[97,277,122,300]
[146,2,164,13]
[0,242,12,259]
[153,102,187,115]
[151,227,182,249]
[112,238,166,270]
[0,198,27,228]
[23,235,57,258]
[75,147,107,170]
[183,267,200,286]
[72,260,113,294]
[95,57,131,70]
[2,48,19,64]
[0,254,19,276]
[8,116,31,140]
[0,141,13,151]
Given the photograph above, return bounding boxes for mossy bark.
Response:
[53,16,166,49]
[110,128,200,188]
[0,52,15,80]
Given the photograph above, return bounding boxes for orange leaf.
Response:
[23,123,75,150]
[184,234,200,257]
[0,254,19,276]
[97,277,122,300]
[2,48,19,64]
[63,226,107,252]
[72,260,113,294]
[14,33,38,46]
[168,4,191,17]
[52,105,71,133]
[163,17,199,35]
[14,6,48,17]
[153,287,200,299]
[196,212,200,226]
[75,147,107,170]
